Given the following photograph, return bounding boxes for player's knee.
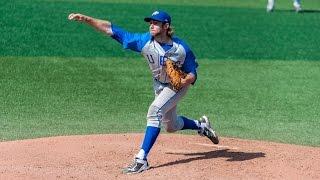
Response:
[163,116,184,133]
[146,105,163,127]
[147,105,163,120]
[164,126,177,133]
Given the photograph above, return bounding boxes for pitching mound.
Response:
[0,133,319,179]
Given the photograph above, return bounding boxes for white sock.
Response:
[136,149,145,160]
[200,122,206,130]
[195,120,206,130]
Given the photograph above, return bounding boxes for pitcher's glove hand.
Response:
[165,59,187,91]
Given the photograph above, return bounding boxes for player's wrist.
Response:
[83,16,92,22]
[184,74,195,84]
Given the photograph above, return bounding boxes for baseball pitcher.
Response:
[68,10,219,174]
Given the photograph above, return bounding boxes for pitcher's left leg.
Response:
[162,106,185,133]
[163,108,220,144]
[163,107,202,133]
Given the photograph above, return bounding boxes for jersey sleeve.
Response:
[182,49,198,84]
[111,24,150,52]
[182,47,198,78]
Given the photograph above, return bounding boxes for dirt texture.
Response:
[0,133,319,180]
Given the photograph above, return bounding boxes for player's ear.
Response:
[163,23,170,30]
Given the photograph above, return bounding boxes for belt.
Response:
[153,78,170,85]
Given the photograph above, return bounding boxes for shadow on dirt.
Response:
[152,149,265,169]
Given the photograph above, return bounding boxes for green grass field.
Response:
[1,0,320,146]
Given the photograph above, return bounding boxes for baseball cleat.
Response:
[122,158,150,174]
[198,115,219,144]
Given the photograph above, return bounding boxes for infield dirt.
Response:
[0,134,319,179]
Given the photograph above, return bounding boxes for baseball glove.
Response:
[165,59,187,91]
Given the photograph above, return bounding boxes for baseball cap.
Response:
[144,10,171,24]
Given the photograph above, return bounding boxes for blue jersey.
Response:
[111,24,198,84]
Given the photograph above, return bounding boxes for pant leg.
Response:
[162,105,185,133]
[146,84,189,130]
[137,82,191,160]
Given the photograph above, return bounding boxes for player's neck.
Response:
[154,33,171,44]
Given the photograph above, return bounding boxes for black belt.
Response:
[153,78,169,85]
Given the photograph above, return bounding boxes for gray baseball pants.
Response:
[146,79,189,132]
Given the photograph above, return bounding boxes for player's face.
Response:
[149,20,165,36]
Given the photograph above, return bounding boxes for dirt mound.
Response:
[0,133,319,179]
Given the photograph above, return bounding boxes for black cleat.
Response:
[122,158,150,174]
[198,115,219,144]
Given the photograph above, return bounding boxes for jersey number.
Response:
[146,54,155,63]
[146,54,165,65]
